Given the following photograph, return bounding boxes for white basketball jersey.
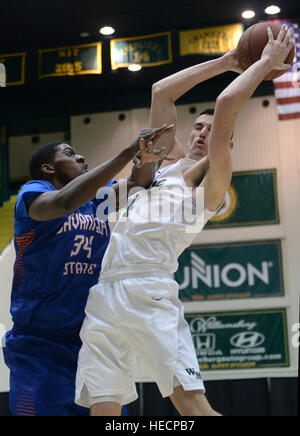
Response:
[100,158,216,279]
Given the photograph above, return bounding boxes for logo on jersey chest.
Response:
[57,213,108,237]
[149,178,167,188]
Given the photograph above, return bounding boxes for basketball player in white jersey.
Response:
[75,26,293,416]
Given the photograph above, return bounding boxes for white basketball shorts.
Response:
[75,272,205,407]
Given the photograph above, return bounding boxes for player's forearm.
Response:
[130,162,156,189]
[217,57,273,113]
[150,58,229,157]
[208,57,273,169]
[184,156,210,188]
[112,162,156,211]
[152,57,229,103]
[58,147,137,214]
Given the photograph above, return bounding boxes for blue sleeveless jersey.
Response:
[2,179,131,416]
[10,180,114,333]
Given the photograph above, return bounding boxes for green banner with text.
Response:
[0,53,26,86]
[176,241,284,302]
[186,309,289,371]
[206,169,279,229]
[39,43,102,79]
[110,32,172,70]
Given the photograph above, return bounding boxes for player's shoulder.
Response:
[16,180,56,206]
[19,180,55,195]
[15,180,56,224]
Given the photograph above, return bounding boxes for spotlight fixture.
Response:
[265,5,281,15]
[99,26,115,36]
[242,10,256,19]
[128,64,142,72]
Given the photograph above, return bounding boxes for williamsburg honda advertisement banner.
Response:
[185,309,289,371]
[176,240,284,302]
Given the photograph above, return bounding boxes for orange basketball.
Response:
[237,22,295,81]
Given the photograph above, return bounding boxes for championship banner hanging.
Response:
[206,169,279,228]
[0,53,26,86]
[185,309,289,371]
[179,23,243,56]
[176,240,284,302]
[110,32,172,70]
[39,43,102,79]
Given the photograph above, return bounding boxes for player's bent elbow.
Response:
[152,81,163,95]
[214,95,240,125]
[216,93,237,109]
[151,81,171,101]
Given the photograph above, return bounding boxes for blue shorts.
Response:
[3,328,127,416]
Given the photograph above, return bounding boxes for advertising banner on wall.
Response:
[0,53,26,86]
[39,43,102,79]
[179,23,243,56]
[176,240,284,302]
[185,309,289,371]
[206,169,279,228]
[110,32,172,70]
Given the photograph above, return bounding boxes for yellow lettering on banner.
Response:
[55,63,63,74]
[119,47,128,57]
[132,52,139,62]
[207,294,225,300]
[192,295,205,301]
[229,362,256,369]
[143,51,150,62]
[110,32,171,70]
[125,41,160,58]
[40,43,102,78]
[200,364,209,370]
[55,62,80,75]
[211,363,230,369]
[62,63,74,74]
[59,48,80,59]
[74,61,83,72]
[180,23,243,55]
[133,51,150,63]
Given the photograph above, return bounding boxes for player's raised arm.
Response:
[184,25,294,212]
[150,50,243,161]
[28,125,173,221]
[111,124,175,210]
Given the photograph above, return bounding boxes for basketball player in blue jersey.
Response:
[2,124,173,416]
